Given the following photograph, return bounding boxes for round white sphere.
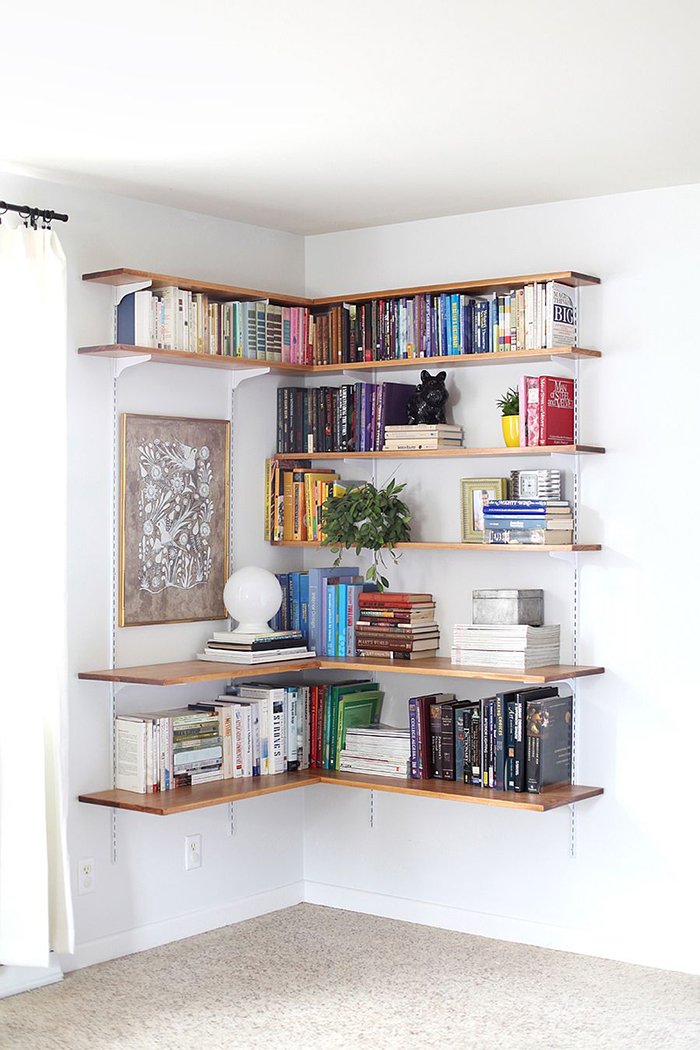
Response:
[223,566,282,635]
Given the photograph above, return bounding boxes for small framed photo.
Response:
[460,477,509,542]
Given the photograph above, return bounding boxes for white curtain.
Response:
[0,225,74,966]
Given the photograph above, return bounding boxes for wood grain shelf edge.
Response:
[271,541,601,551]
[274,444,605,460]
[78,772,603,815]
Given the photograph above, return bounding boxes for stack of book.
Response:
[451,624,560,670]
[518,375,576,446]
[276,381,414,453]
[408,687,572,792]
[382,424,463,451]
[355,592,439,661]
[482,499,574,545]
[269,566,370,655]
[197,629,316,665]
[338,724,411,778]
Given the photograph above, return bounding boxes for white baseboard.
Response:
[63,880,304,972]
[0,956,63,999]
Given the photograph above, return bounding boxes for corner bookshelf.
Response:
[78,264,605,830]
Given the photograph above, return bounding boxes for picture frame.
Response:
[119,413,230,626]
[460,477,509,542]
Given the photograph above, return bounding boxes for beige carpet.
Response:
[1,904,699,1050]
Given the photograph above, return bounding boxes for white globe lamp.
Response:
[223,566,282,636]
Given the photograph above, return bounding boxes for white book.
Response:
[197,648,315,664]
[115,717,148,793]
[546,282,577,347]
[190,770,224,785]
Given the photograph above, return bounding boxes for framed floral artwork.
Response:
[119,414,230,626]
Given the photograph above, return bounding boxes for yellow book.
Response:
[304,472,339,541]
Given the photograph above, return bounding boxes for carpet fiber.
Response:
[1,904,699,1049]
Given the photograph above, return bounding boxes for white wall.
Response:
[303,185,700,975]
[5,170,699,977]
[1,171,307,970]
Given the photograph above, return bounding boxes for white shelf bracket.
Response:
[549,550,579,567]
[113,280,152,306]
[230,366,270,390]
[112,354,151,379]
[342,368,375,383]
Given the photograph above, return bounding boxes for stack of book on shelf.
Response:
[308,280,577,364]
[451,624,560,670]
[263,461,364,543]
[382,424,463,451]
[518,375,576,446]
[482,499,574,545]
[197,629,316,665]
[356,592,439,661]
[117,287,313,361]
[276,381,414,453]
[408,686,572,792]
[269,566,372,657]
[338,724,411,778]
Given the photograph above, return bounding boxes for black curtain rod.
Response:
[0,200,69,224]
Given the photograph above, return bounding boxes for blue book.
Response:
[299,573,309,641]
[337,584,348,657]
[483,515,554,529]
[116,290,152,345]
[326,585,337,657]
[290,572,301,631]
[308,567,358,654]
[488,501,562,511]
[346,582,363,657]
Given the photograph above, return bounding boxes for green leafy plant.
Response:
[320,479,411,591]
[496,386,519,416]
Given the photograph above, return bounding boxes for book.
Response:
[546,282,577,347]
[197,648,316,664]
[538,376,575,445]
[526,694,572,792]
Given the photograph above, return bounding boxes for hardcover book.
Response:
[538,376,575,445]
[526,693,572,792]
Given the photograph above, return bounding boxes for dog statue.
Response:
[406,370,449,425]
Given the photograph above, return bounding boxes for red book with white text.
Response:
[538,376,575,445]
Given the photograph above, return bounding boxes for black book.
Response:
[207,635,306,653]
[504,687,559,792]
[429,700,443,777]
[440,703,456,781]
[526,694,572,793]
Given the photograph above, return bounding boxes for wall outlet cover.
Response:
[78,858,95,895]
[185,834,202,871]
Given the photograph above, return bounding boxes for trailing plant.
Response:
[320,478,411,591]
[496,386,519,416]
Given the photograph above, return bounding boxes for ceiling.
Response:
[1,0,698,235]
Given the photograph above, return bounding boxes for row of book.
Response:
[408,686,572,791]
[518,375,576,446]
[276,381,415,454]
[263,462,359,543]
[482,499,574,546]
[114,679,384,792]
[116,281,577,363]
[301,282,577,363]
[451,624,561,670]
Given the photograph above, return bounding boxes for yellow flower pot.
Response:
[501,415,520,447]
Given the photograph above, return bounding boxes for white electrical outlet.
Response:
[185,834,202,871]
[78,858,95,895]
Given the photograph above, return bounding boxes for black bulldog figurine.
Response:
[406,370,449,425]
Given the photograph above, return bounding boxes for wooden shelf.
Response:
[78,345,310,375]
[275,444,604,461]
[271,540,600,552]
[83,267,598,308]
[79,656,604,687]
[78,343,600,376]
[78,769,603,815]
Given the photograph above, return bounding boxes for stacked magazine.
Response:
[338,724,411,778]
[451,624,560,670]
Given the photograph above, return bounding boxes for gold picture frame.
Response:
[119,414,230,626]
[460,477,509,542]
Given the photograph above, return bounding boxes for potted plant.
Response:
[320,478,411,591]
[496,386,520,447]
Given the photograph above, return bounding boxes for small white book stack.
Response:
[383,424,463,451]
[197,629,316,665]
[451,624,561,670]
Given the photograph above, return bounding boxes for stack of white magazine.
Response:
[198,629,316,665]
[451,624,560,669]
[338,724,411,778]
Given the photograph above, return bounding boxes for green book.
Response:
[334,692,383,769]
[323,681,377,769]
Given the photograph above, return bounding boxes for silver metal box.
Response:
[472,589,544,626]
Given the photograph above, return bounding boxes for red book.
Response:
[538,375,575,445]
[358,592,433,606]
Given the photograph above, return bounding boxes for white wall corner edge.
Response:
[302,882,700,978]
[0,955,63,1000]
[60,881,305,974]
